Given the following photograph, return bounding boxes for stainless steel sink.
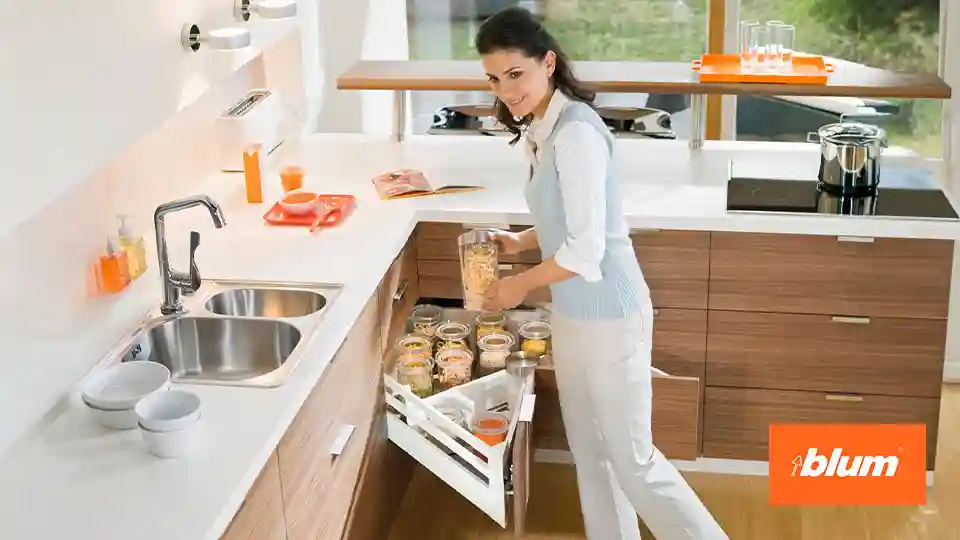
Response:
[93,278,343,388]
[205,288,326,318]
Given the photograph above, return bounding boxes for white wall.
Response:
[940,0,960,382]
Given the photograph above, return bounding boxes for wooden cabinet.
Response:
[220,450,287,540]
[631,229,710,310]
[277,292,383,540]
[416,222,542,264]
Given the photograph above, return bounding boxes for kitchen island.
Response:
[0,134,956,540]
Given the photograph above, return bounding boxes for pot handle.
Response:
[806,132,821,143]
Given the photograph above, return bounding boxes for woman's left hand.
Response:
[482,276,529,311]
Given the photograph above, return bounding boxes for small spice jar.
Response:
[435,321,471,352]
[396,355,434,398]
[477,331,516,377]
[410,304,443,342]
[518,320,552,356]
[475,311,507,341]
[473,411,510,446]
[435,348,474,391]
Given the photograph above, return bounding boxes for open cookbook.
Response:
[372,169,484,200]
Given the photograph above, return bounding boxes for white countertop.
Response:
[1,134,958,540]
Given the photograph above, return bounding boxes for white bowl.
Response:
[81,397,138,430]
[140,417,202,458]
[279,190,320,215]
[135,389,201,432]
[81,361,171,411]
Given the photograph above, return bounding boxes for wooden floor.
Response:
[387,384,960,540]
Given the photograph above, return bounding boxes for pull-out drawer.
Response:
[631,229,710,310]
[709,232,953,319]
[702,386,941,469]
[419,260,550,306]
[416,222,542,264]
[706,310,946,398]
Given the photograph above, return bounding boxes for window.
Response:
[734,0,942,157]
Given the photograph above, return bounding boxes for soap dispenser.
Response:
[116,214,147,280]
[97,237,131,294]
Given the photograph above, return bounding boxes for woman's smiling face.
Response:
[481,48,556,118]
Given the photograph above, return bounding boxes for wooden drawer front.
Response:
[702,387,941,468]
[652,308,706,382]
[631,230,710,310]
[220,450,287,540]
[708,232,953,319]
[416,222,542,263]
[418,260,550,305]
[533,366,702,461]
[279,295,382,540]
[380,239,419,353]
[706,310,946,398]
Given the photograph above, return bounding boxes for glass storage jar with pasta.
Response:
[435,347,474,391]
[458,229,501,311]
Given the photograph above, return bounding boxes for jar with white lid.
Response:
[477,331,515,377]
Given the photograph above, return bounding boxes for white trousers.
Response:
[551,300,728,540]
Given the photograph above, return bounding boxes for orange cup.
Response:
[280,165,305,193]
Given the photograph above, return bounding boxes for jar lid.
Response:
[436,321,471,340]
[436,347,474,367]
[473,411,510,435]
[817,122,886,146]
[395,334,431,353]
[411,304,443,322]
[478,331,515,350]
[476,311,507,326]
[519,320,551,339]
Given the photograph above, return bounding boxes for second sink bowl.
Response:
[205,288,327,318]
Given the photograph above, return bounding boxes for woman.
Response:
[477,8,728,540]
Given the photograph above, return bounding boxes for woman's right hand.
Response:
[492,230,524,255]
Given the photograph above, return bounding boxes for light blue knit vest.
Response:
[524,100,649,320]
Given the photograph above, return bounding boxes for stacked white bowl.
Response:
[135,390,203,458]
[81,361,172,430]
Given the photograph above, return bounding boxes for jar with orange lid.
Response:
[473,411,510,446]
[475,311,507,341]
[477,331,515,377]
[435,347,474,391]
[518,320,552,356]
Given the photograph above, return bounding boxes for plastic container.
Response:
[473,411,510,446]
[97,237,131,294]
[116,215,147,280]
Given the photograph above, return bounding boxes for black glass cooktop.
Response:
[727,177,959,219]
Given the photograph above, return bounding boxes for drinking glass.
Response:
[765,21,785,70]
[777,24,796,70]
[739,20,760,71]
[748,25,768,72]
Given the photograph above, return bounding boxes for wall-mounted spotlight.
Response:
[180,24,252,52]
[234,0,298,22]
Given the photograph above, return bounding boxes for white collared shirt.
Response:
[524,90,610,283]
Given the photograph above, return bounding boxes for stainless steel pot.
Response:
[807,122,887,194]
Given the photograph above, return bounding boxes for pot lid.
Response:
[817,122,886,145]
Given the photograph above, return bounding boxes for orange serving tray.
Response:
[692,53,834,85]
[263,194,356,228]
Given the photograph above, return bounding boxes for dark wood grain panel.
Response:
[706,310,946,398]
[418,260,550,305]
[709,232,953,319]
[219,450,287,540]
[631,230,710,310]
[702,386,941,468]
[416,222,542,264]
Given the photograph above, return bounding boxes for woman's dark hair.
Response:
[475,7,595,145]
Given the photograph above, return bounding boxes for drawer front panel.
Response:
[220,450,287,540]
[706,310,946,398]
[416,222,542,263]
[702,386,940,468]
[708,232,953,319]
[631,229,710,310]
[418,260,550,305]
[652,308,707,382]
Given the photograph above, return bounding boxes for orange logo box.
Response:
[769,424,927,506]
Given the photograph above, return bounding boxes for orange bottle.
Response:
[242,143,264,203]
[98,238,131,294]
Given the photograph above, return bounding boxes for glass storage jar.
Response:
[435,321,471,352]
[396,354,434,398]
[477,331,515,377]
[475,311,507,341]
[518,320,552,356]
[394,334,433,359]
[410,304,443,342]
[435,347,474,391]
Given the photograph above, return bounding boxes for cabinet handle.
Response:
[825,393,864,403]
[652,308,660,317]
[836,235,875,243]
[831,315,870,324]
[498,264,514,271]
[329,424,356,456]
[393,280,409,303]
[651,366,670,378]
[518,394,537,423]
[463,222,510,231]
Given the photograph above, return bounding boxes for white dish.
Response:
[81,361,171,411]
[139,416,202,459]
[81,397,138,430]
[279,189,320,215]
[135,390,201,432]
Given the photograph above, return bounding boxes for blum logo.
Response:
[769,424,926,505]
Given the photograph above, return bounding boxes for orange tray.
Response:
[263,194,356,230]
[692,53,834,84]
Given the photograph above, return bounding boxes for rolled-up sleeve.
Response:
[552,120,609,283]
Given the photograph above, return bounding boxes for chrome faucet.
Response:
[154,195,227,315]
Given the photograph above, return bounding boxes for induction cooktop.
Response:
[726,177,959,219]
